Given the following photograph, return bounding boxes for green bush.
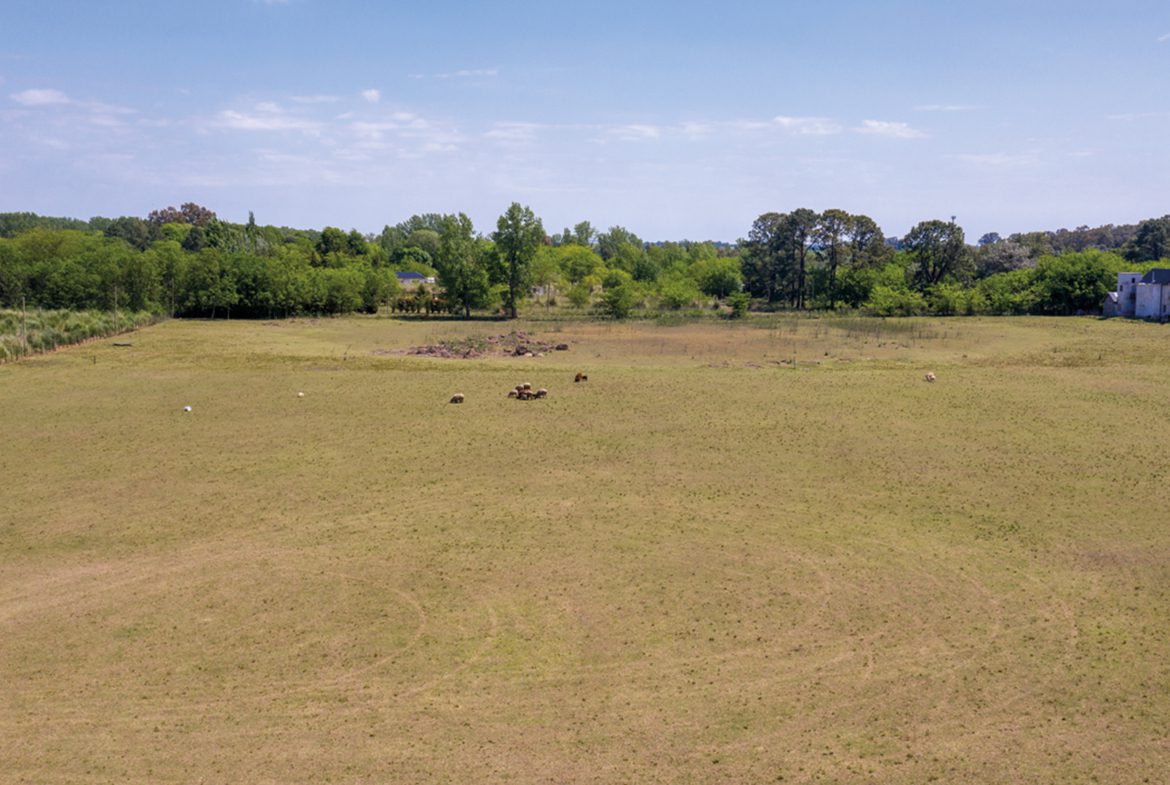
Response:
[657,275,702,310]
[597,284,635,319]
[567,284,591,309]
[864,285,927,317]
[727,291,751,319]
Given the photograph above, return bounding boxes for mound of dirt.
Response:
[401,331,567,359]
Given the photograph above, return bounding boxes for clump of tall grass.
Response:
[0,309,163,362]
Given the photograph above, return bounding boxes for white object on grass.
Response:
[183,405,192,412]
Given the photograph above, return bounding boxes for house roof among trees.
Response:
[1140,268,1170,285]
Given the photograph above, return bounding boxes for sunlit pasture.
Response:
[2,315,1168,784]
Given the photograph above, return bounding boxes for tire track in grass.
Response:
[397,600,500,699]
[0,545,448,723]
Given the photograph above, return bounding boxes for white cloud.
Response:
[391,111,427,127]
[485,122,546,142]
[1158,32,1170,42]
[11,88,72,106]
[446,68,497,79]
[291,94,339,104]
[732,119,771,131]
[416,68,499,80]
[215,108,320,133]
[681,121,713,140]
[772,115,841,135]
[361,89,381,103]
[915,104,980,112]
[856,119,927,139]
[954,152,1038,168]
[605,124,662,142]
[88,113,128,128]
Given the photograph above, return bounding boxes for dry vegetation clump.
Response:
[403,330,570,359]
[0,308,161,362]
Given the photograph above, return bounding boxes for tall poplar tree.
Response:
[492,202,544,319]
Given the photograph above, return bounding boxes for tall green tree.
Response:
[596,226,641,262]
[787,208,819,309]
[740,212,787,303]
[846,214,890,270]
[1125,215,1170,262]
[435,213,491,318]
[573,221,596,248]
[492,202,545,319]
[556,244,603,283]
[816,208,850,309]
[689,256,742,298]
[530,248,562,310]
[316,227,348,262]
[905,219,969,290]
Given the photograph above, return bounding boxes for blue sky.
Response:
[2,0,1168,241]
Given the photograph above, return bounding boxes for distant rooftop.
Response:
[395,271,426,280]
[1140,268,1170,285]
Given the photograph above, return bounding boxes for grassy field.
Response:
[2,314,1168,784]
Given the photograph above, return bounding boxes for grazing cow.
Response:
[507,389,518,398]
[450,393,465,404]
[924,372,936,383]
[521,382,532,390]
[534,388,548,399]
[574,372,588,383]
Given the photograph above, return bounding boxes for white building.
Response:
[1106,269,1170,320]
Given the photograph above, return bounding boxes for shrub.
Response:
[864,285,927,317]
[657,275,702,310]
[567,284,591,309]
[727,291,751,319]
[597,284,635,319]
[0,308,162,362]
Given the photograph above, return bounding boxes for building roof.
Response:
[1105,291,1119,303]
[1140,268,1170,285]
[395,271,426,280]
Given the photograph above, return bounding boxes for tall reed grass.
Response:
[0,309,163,362]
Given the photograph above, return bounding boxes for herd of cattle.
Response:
[448,372,588,405]
[449,370,933,404]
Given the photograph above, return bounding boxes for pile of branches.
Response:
[403,331,569,359]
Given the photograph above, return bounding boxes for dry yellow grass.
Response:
[2,315,1169,784]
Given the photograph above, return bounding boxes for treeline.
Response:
[0,206,399,318]
[2,204,1168,320]
[741,211,1170,316]
[0,204,742,319]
